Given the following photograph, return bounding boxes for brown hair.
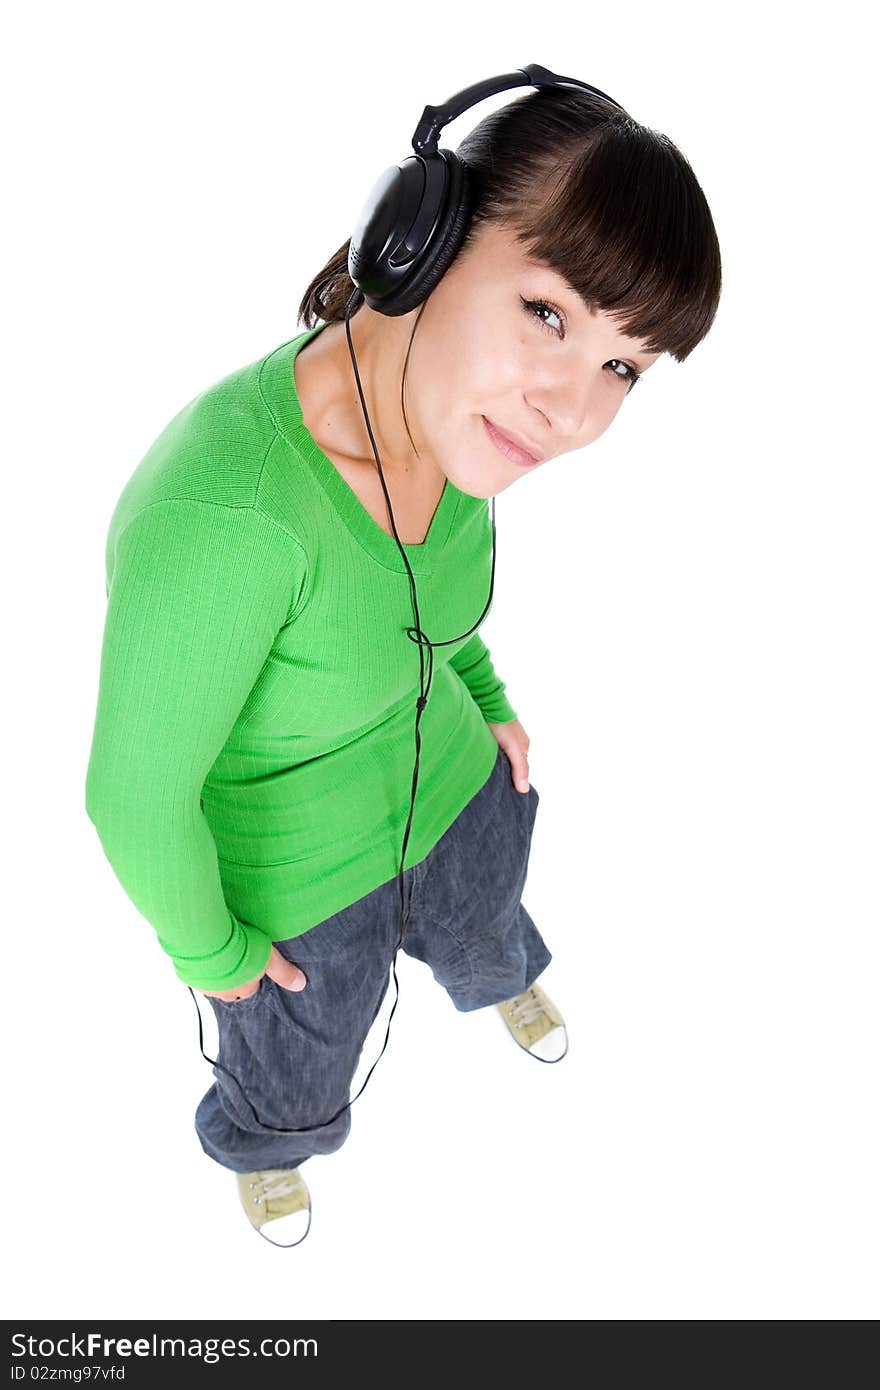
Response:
[297,85,722,369]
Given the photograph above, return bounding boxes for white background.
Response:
[3,0,877,1322]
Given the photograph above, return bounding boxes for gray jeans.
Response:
[194,743,552,1173]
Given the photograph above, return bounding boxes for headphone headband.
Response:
[411,63,626,154]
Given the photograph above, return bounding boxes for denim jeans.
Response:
[194,743,552,1174]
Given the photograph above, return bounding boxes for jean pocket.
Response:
[500,749,538,841]
[215,974,268,1008]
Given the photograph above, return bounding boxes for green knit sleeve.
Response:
[448,632,518,724]
[84,497,308,992]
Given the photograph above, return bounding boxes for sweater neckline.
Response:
[260,323,461,575]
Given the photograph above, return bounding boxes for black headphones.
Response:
[193,63,625,1144]
[347,62,623,316]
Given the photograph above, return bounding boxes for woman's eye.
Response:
[606,359,641,392]
[521,297,641,394]
[521,296,565,338]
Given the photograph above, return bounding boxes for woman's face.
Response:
[398,219,663,497]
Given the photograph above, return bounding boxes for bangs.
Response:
[459,91,721,364]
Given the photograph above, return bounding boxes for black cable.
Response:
[190,285,499,1134]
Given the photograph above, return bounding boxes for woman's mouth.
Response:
[482,415,543,468]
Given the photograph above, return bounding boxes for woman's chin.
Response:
[444,461,514,500]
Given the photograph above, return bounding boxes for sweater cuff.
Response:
[168,912,273,993]
[480,692,518,724]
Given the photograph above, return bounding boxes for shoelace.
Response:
[506,987,550,1030]
[248,1170,307,1205]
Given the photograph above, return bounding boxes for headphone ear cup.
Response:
[377,151,475,318]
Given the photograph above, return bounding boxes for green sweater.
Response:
[85,323,518,992]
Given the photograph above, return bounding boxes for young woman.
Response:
[85,82,721,1248]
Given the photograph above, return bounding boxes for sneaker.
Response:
[496,982,569,1062]
[236,1167,312,1247]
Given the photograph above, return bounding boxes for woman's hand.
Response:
[201,944,307,1002]
[486,717,531,793]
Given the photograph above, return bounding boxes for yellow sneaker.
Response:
[497,982,569,1063]
[236,1167,312,1247]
